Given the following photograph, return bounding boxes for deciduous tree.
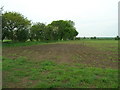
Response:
[2,12,31,42]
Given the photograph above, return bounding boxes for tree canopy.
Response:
[30,22,46,41]
[48,20,78,40]
[2,11,79,42]
[2,12,31,42]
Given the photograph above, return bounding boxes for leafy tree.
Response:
[2,12,31,42]
[83,37,86,39]
[91,36,96,39]
[30,22,46,41]
[43,25,51,41]
[44,25,58,41]
[49,20,78,40]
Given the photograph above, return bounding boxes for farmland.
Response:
[2,40,118,88]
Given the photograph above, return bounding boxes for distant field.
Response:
[2,40,118,88]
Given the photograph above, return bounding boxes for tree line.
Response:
[2,12,78,42]
[75,36,120,40]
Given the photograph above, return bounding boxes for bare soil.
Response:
[3,43,118,69]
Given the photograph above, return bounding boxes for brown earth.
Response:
[2,43,118,69]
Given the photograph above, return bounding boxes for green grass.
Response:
[3,40,118,48]
[3,40,119,88]
[3,39,66,47]
[3,57,118,88]
[2,41,46,47]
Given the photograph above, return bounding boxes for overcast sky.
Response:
[1,0,119,37]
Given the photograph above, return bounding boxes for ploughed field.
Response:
[2,40,118,88]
